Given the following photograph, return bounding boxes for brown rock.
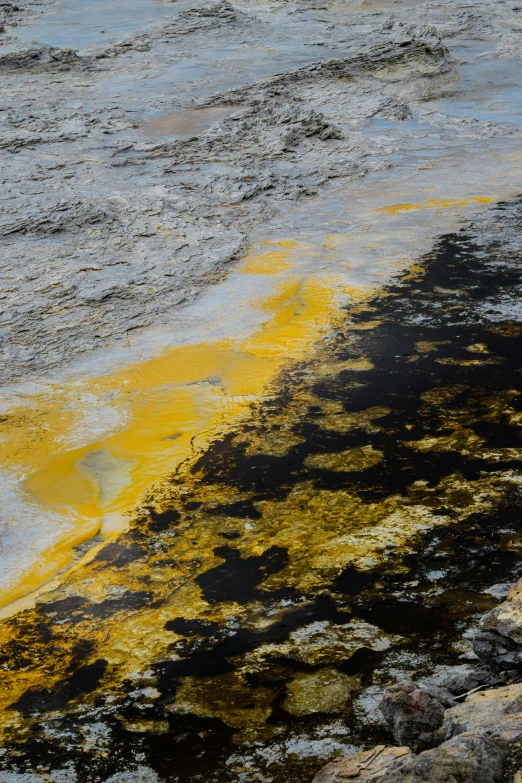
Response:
[313,683,522,783]
[312,745,414,783]
[443,682,522,742]
[379,680,446,752]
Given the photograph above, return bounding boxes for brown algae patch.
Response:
[168,671,276,742]
[1,202,522,781]
[282,668,360,717]
[304,446,383,472]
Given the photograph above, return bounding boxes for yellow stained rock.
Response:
[305,445,383,472]
[241,250,294,275]
[123,720,170,734]
[168,671,276,742]
[283,668,360,716]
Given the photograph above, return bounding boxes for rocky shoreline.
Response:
[314,580,522,783]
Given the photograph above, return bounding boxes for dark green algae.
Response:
[3,198,522,782]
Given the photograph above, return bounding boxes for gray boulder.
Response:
[379,680,448,752]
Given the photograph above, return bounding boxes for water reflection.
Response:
[141,106,246,138]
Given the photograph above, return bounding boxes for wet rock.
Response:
[313,745,414,783]
[0,43,79,72]
[474,579,522,670]
[379,679,448,752]
[243,618,402,671]
[426,664,493,696]
[97,1,243,58]
[315,684,522,783]
[283,668,360,717]
[182,0,237,21]
[206,29,456,108]
[0,767,163,783]
[102,767,163,783]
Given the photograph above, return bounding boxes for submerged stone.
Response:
[283,668,360,717]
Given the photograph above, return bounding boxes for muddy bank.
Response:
[0,193,522,781]
[2,0,522,383]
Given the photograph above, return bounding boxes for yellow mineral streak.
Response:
[0,322,517,741]
[376,196,493,215]
[241,245,294,275]
[0,249,349,613]
[0,464,508,738]
[0,208,516,742]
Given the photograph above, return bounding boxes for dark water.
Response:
[3,198,522,782]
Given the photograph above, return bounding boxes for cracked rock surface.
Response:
[2,0,521,384]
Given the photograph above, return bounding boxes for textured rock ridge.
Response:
[475,581,522,671]
[313,578,522,783]
[379,680,450,752]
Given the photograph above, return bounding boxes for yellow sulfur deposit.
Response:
[376,196,493,215]
[0,249,346,613]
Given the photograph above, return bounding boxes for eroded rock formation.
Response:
[314,581,522,783]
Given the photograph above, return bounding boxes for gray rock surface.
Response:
[314,682,522,783]
[1,11,457,383]
[439,665,493,697]
[2,0,521,385]
[379,680,449,752]
[475,580,522,670]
